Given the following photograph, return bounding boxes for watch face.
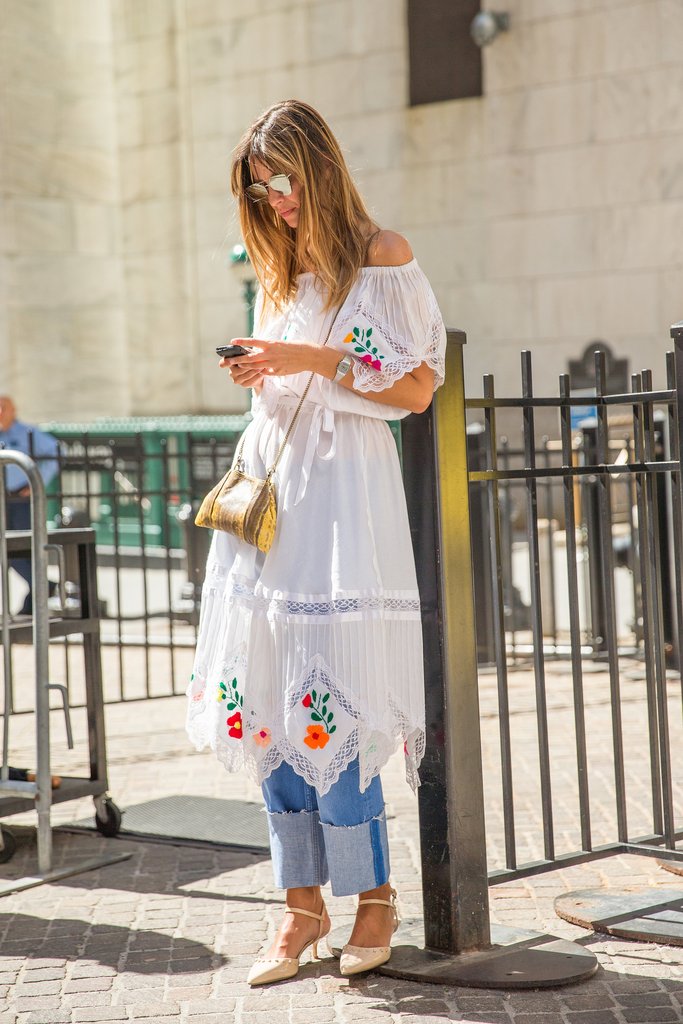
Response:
[335,354,353,380]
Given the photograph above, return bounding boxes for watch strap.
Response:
[333,353,354,383]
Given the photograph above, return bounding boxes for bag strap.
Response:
[235,305,342,479]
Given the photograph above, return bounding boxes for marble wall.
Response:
[1,0,682,420]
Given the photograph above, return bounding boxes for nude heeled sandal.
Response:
[339,887,400,977]
[247,904,330,987]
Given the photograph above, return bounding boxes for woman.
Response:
[186,100,446,985]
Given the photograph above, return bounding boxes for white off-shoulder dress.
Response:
[186,259,447,794]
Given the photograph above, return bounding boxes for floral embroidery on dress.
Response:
[343,327,384,371]
[227,711,243,739]
[219,678,243,739]
[253,727,272,747]
[188,672,205,703]
[302,687,336,735]
[301,687,336,748]
[304,724,330,749]
[218,677,241,706]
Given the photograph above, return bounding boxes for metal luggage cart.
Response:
[0,450,127,889]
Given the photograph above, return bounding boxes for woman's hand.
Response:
[221,339,331,379]
[220,356,265,389]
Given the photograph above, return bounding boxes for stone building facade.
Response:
[1,0,682,421]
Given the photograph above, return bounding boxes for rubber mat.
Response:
[58,794,270,853]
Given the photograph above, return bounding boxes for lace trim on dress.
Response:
[202,566,421,618]
[335,295,446,395]
[186,652,425,796]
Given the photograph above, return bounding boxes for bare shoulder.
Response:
[366,229,413,267]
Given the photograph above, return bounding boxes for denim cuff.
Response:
[266,808,329,889]
[320,810,390,897]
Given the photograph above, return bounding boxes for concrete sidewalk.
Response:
[0,666,681,1023]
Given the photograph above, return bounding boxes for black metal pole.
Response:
[581,423,607,654]
[402,329,491,954]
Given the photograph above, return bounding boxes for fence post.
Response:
[403,329,490,954]
[670,321,683,613]
[386,330,598,987]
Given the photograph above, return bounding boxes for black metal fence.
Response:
[3,377,683,718]
[1,421,248,710]
[469,413,677,668]
[463,340,682,882]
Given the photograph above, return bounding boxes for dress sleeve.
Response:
[332,260,447,394]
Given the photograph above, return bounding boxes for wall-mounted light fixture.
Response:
[470,10,510,47]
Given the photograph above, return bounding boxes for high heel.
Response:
[247,903,330,986]
[339,887,399,976]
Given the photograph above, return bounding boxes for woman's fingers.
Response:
[230,367,264,387]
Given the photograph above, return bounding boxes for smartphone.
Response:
[216,344,251,358]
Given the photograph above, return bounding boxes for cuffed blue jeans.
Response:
[261,758,390,897]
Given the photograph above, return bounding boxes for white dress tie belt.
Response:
[294,404,336,506]
[252,389,338,508]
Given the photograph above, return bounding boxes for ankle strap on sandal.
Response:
[284,905,324,921]
[357,898,394,908]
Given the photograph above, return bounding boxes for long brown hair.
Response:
[230,100,375,313]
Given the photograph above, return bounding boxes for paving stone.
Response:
[71,966,117,979]
[183,1000,237,1015]
[608,978,663,993]
[14,981,62,997]
[563,991,617,1011]
[394,998,453,1014]
[508,991,566,1011]
[72,1008,130,1022]
[23,1014,73,1024]
[184,1016,231,1024]
[114,989,165,1005]
[241,1013,290,1024]
[167,972,214,987]
[448,1015,512,1024]
[242,992,292,1010]
[157,985,211,1001]
[621,1010,680,1023]
[616,992,676,1007]
[64,978,115,993]
[127,1020,182,1024]
[14,996,63,1012]
[387,1017,448,1024]
[512,1014,579,1024]
[64,992,117,1009]
[23,967,67,982]
[129,1006,180,1018]
[565,1013,624,1024]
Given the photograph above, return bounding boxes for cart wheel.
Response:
[0,827,17,863]
[94,798,123,838]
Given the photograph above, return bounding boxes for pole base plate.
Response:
[555,887,683,946]
[327,919,598,989]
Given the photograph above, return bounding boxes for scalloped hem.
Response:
[185,721,424,797]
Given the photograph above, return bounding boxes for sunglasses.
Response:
[245,173,292,202]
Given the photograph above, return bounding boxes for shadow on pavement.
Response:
[0,825,272,901]
[0,911,226,974]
